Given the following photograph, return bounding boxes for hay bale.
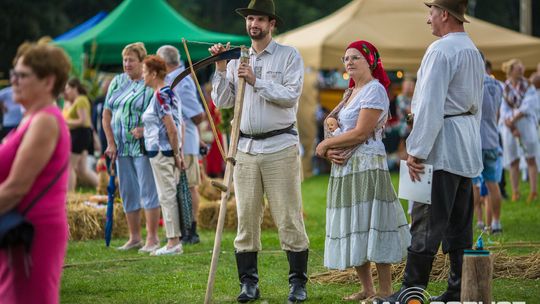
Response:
[67,193,128,241]
[199,177,225,201]
[309,250,540,284]
[197,197,220,230]
[197,196,276,231]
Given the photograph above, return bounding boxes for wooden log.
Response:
[461,249,493,303]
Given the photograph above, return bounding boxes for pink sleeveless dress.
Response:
[0,105,70,304]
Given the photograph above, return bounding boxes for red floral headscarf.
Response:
[346,40,390,90]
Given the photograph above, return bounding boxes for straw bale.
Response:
[310,250,540,284]
[198,197,220,230]
[67,193,128,241]
[199,177,228,201]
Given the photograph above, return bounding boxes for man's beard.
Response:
[247,27,269,40]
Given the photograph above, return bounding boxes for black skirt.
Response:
[70,127,93,154]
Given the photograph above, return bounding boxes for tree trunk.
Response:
[461,251,493,303]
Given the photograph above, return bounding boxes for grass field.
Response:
[61,174,540,303]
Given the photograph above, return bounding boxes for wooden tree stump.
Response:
[461,250,493,303]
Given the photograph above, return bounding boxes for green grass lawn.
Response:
[61,174,540,303]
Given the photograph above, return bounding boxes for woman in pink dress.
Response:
[0,44,71,303]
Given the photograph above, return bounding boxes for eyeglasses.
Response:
[340,55,363,64]
[10,69,34,81]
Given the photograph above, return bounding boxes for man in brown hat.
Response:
[209,0,309,302]
[375,1,484,303]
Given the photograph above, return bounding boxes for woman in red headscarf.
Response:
[316,41,411,301]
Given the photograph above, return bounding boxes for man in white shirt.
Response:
[210,0,309,302]
[375,1,484,303]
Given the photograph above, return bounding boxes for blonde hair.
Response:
[501,59,522,75]
[122,42,147,62]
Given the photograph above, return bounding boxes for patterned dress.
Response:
[324,80,410,270]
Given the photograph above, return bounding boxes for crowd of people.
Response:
[1,0,540,303]
[0,40,219,302]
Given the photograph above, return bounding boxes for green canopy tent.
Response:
[56,0,249,71]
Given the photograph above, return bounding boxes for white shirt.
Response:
[211,40,304,154]
[406,32,484,178]
[338,80,389,156]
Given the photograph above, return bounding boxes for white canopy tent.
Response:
[277,0,540,71]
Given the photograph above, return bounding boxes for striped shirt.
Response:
[104,73,153,157]
[211,39,304,154]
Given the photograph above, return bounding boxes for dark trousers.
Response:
[409,170,473,256]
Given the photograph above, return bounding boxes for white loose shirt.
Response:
[406,32,484,178]
[211,40,304,154]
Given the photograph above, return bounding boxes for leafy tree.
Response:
[0,0,70,77]
[474,0,519,31]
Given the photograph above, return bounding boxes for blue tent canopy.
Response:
[54,11,108,42]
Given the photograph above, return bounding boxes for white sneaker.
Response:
[151,244,183,256]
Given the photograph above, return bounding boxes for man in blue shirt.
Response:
[158,45,205,244]
[472,55,504,234]
[0,83,24,140]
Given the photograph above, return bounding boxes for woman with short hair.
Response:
[102,42,161,252]
[134,55,184,255]
[0,43,71,303]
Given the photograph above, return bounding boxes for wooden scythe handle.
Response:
[204,47,250,304]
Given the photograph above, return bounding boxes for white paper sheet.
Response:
[398,160,433,204]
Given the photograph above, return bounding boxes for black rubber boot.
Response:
[373,250,434,304]
[189,221,200,244]
[286,250,308,302]
[236,251,260,303]
[429,249,463,302]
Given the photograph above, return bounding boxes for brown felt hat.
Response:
[236,0,283,27]
[425,0,469,23]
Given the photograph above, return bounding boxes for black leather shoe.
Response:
[237,281,260,303]
[181,235,191,245]
[429,290,460,302]
[288,282,307,302]
[189,233,200,244]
